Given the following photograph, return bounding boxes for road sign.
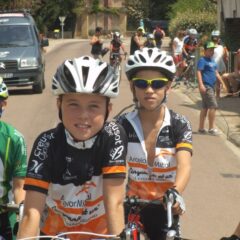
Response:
[59,16,66,23]
[58,16,66,39]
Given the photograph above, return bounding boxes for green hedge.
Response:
[169,10,217,39]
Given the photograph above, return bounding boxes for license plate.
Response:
[0,73,13,78]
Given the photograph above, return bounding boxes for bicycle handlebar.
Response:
[0,202,20,212]
[124,196,174,230]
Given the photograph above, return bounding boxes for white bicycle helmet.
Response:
[148,33,154,39]
[125,47,176,80]
[0,77,8,99]
[52,56,120,98]
[188,28,198,36]
[211,30,220,37]
[113,31,120,38]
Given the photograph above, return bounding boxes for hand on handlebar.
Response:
[163,188,186,215]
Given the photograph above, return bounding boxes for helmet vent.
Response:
[63,65,76,91]
[154,55,161,63]
[93,66,108,92]
[148,49,153,57]
[139,54,146,63]
[82,66,89,86]
[166,60,173,66]
[134,56,139,63]
[128,60,134,66]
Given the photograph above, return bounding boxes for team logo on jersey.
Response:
[28,160,44,174]
[110,145,124,160]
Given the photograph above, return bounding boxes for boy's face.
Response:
[58,93,111,141]
[205,48,215,58]
[130,69,171,111]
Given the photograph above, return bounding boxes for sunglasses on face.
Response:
[132,78,169,89]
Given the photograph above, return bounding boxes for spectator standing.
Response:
[0,78,27,240]
[153,24,165,49]
[90,26,104,60]
[222,49,240,95]
[117,48,192,240]
[197,41,226,135]
[211,30,228,97]
[130,26,144,55]
[17,56,127,239]
[172,30,185,78]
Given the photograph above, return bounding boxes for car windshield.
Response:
[0,25,34,47]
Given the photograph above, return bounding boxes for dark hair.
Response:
[95,27,102,33]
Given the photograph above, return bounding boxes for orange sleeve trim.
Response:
[128,162,147,169]
[24,177,49,190]
[153,166,177,173]
[102,166,126,174]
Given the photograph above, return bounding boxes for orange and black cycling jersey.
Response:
[116,107,192,201]
[24,122,127,238]
[183,35,198,56]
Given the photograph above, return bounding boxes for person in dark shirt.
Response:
[130,27,144,55]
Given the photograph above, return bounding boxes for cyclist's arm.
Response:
[17,191,46,238]
[13,177,25,204]
[161,29,166,38]
[174,150,191,194]
[133,35,142,48]
[103,178,125,235]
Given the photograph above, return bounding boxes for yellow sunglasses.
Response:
[132,77,169,89]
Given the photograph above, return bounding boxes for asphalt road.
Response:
[3,39,240,240]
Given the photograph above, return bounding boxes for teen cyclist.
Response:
[0,78,27,240]
[17,56,127,239]
[116,48,192,240]
[109,31,127,66]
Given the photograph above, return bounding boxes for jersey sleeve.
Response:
[172,112,193,155]
[12,130,27,178]
[101,121,127,179]
[24,130,55,195]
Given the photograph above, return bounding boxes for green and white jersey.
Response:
[0,121,27,212]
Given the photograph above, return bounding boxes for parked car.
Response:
[0,11,49,93]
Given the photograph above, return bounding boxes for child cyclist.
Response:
[17,56,127,239]
[0,78,27,240]
[116,48,192,240]
[109,31,127,66]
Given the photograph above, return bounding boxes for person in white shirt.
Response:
[172,30,185,78]
[211,30,229,97]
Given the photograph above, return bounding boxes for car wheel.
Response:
[32,74,44,94]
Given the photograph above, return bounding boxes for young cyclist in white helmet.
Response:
[0,78,27,240]
[116,48,192,240]
[17,56,127,239]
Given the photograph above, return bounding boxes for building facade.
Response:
[74,0,127,38]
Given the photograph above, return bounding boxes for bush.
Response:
[169,10,217,39]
